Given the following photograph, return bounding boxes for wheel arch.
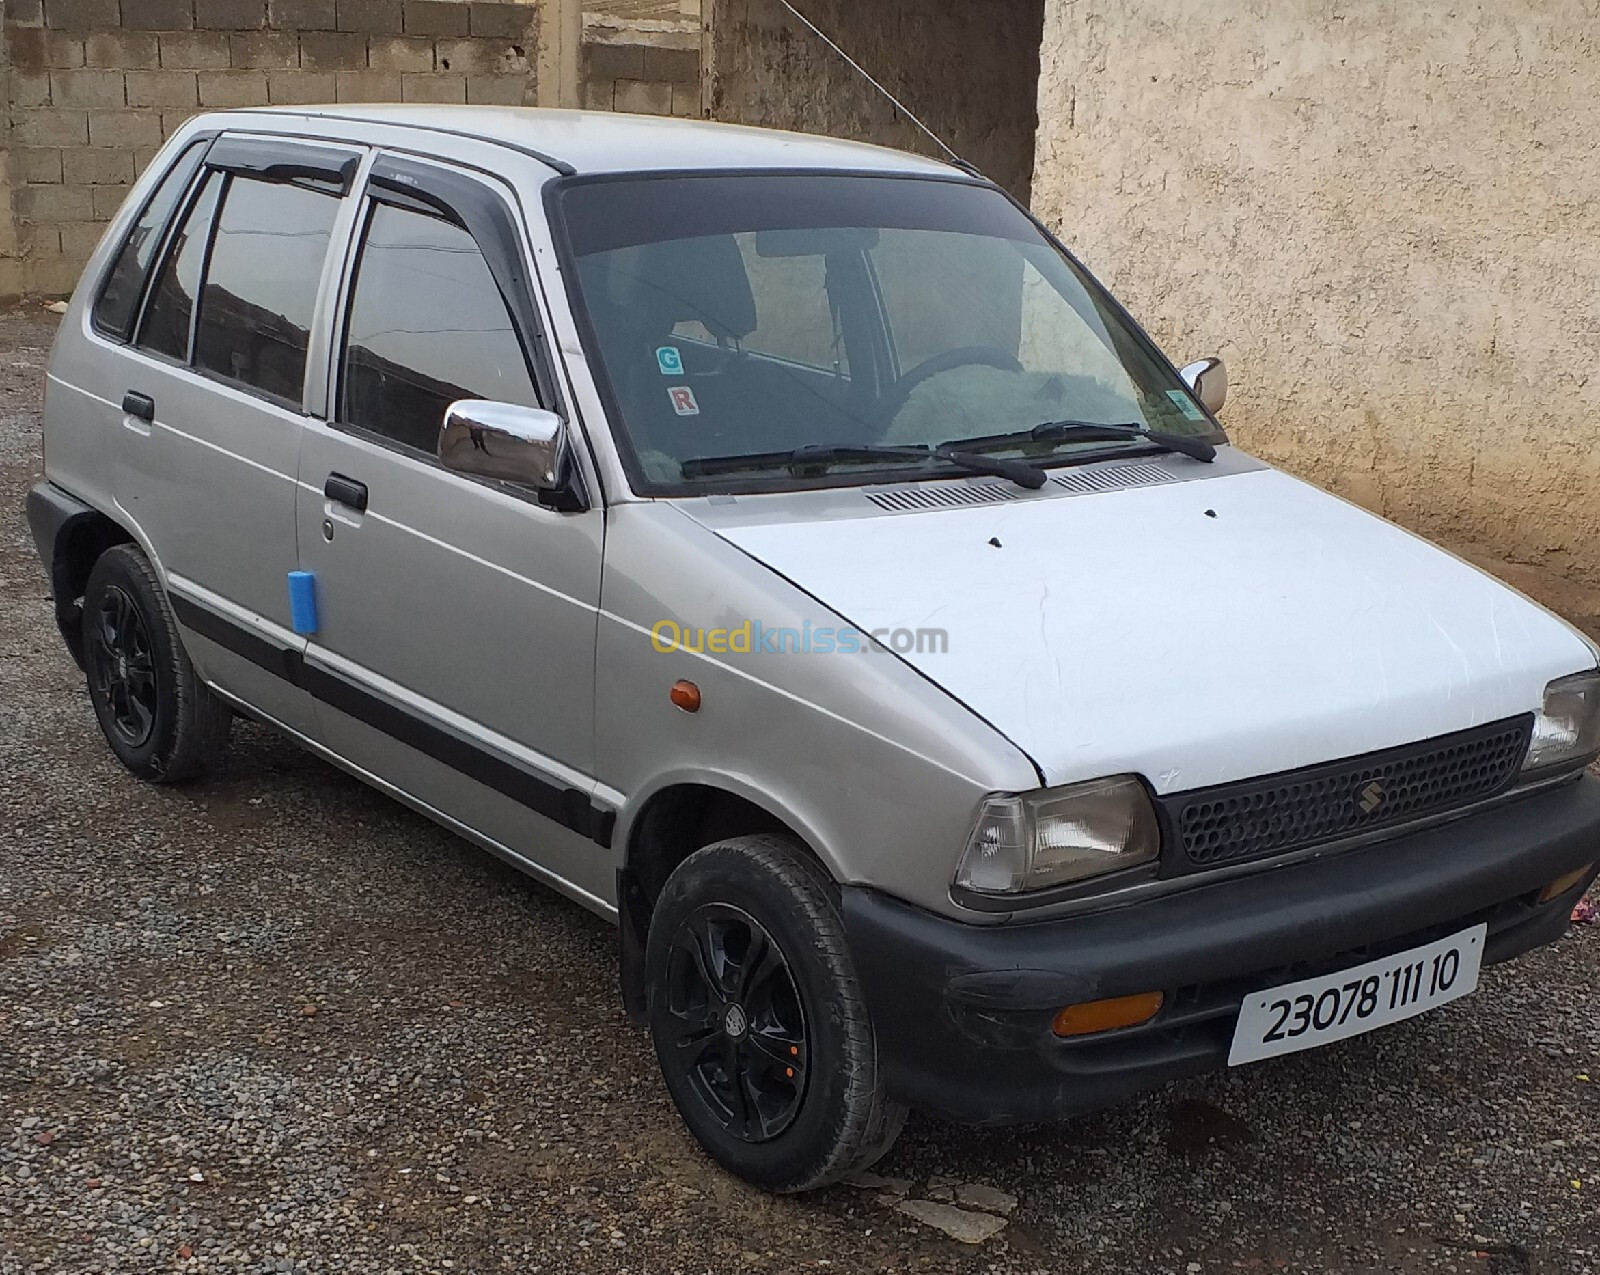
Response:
[27,486,137,669]
[615,776,836,1022]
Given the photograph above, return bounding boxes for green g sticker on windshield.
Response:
[657,347,685,377]
[1166,389,1207,422]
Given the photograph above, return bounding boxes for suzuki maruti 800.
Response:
[27,106,1600,1191]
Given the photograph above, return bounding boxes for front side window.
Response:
[93,140,207,341]
[193,175,340,405]
[557,174,1221,493]
[339,200,538,455]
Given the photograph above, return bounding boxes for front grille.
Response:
[1165,716,1533,870]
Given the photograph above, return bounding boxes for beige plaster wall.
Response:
[1033,0,1600,588]
[705,0,1045,202]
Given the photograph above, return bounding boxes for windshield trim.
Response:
[543,168,1227,500]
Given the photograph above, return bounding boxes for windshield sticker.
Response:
[1166,389,1207,422]
[656,346,685,376]
[668,386,701,417]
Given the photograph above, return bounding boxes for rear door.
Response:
[294,153,610,905]
[112,135,361,736]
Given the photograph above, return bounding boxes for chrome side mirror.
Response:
[439,400,568,490]
[1180,357,1228,416]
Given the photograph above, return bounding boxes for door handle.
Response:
[324,473,368,513]
[122,391,155,422]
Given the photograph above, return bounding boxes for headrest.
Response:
[618,235,758,341]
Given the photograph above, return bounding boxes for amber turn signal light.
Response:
[1052,991,1165,1038]
[670,680,702,713]
[1539,863,1595,904]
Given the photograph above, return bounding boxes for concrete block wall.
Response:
[580,17,700,119]
[1,0,540,296]
[0,8,22,299]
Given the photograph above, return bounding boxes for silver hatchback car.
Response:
[27,106,1600,1192]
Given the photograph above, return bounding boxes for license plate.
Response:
[1228,923,1486,1066]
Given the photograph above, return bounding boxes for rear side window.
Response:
[340,201,538,455]
[93,141,206,341]
[139,171,223,364]
[193,177,340,406]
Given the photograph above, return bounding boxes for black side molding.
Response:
[171,594,305,685]
[169,593,615,848]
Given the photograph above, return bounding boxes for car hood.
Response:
[693,464,1597,793]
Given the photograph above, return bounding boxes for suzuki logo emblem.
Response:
[1358,780,1388,814]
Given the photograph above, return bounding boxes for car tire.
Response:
[81,544,231,784]
[645,833,908,1192]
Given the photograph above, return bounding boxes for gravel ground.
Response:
[1,304,1597,1274]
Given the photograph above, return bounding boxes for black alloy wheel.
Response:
[645,835,907,1192]
[659,903,809,1143]
[80,544,231,783]
[86,583,159,748]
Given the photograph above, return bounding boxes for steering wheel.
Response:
[874,345,1024,429]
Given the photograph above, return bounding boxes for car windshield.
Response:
[554,173,1221,494]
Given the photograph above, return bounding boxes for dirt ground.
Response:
[1,305,1596,1274]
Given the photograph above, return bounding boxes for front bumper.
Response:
[842,774,1600,1126]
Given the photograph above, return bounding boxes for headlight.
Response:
[955,775,1160,896]
[1524,670,1600,772]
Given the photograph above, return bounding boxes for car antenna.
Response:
[769,0,984,179]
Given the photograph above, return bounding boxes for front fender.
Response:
[595,503,1039,917]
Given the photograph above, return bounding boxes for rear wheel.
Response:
[82,545,230,783]
[646,834,907,1191]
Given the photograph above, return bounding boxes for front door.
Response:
[294,154,609,905]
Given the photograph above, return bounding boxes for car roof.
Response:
[241,105,960,179]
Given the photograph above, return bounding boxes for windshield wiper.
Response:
[682,443,1049,490]
[955,419,1218,464]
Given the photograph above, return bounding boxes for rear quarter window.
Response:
[139,170,223,364]
[92,142,207,342]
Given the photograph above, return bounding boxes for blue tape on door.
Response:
[287,571,319,636]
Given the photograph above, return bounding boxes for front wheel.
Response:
[646,834,907,1191]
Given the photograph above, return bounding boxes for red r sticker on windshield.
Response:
[668,386,700,417]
